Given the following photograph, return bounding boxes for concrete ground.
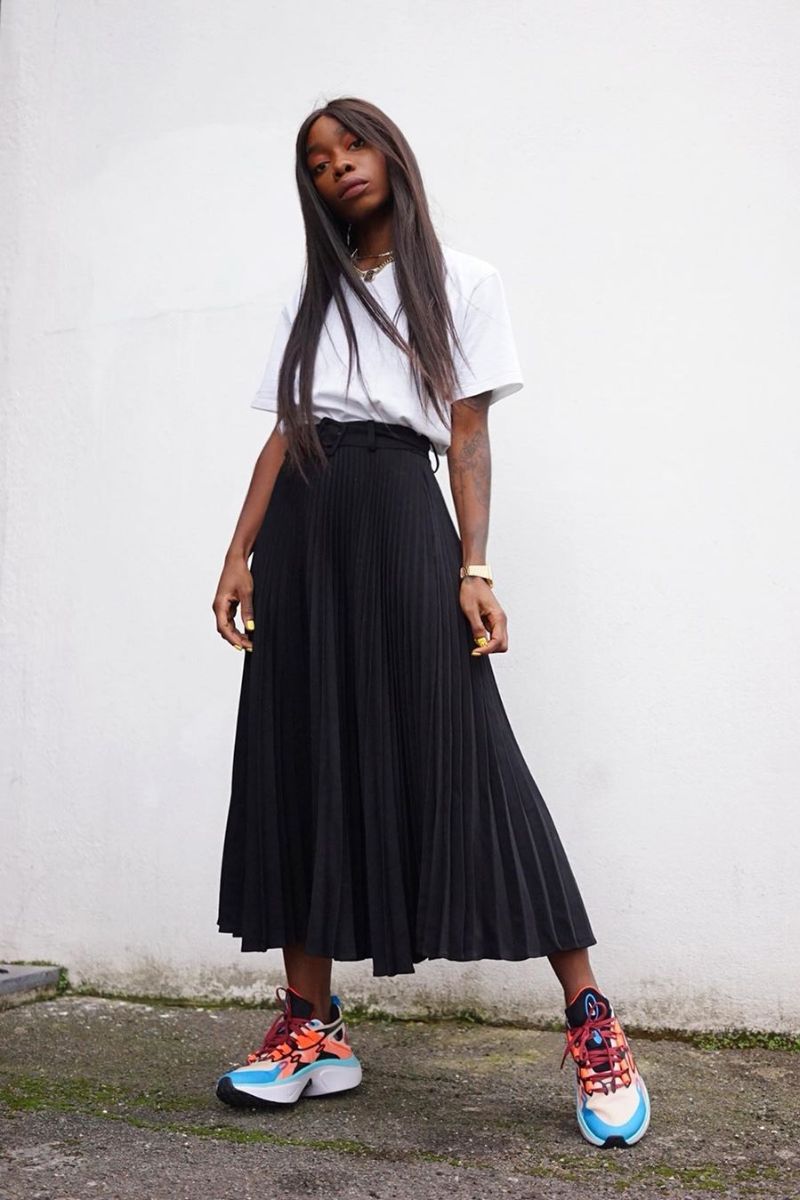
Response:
[0,995,797,1200]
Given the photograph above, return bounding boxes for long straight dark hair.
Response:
[276,96,467,478]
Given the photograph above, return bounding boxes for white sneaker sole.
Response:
[216,1058,362,1108]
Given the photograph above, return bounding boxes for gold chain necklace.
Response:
[349,247,395,282]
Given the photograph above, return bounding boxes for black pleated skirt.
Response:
[216,416,596,976]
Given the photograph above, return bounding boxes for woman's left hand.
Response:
[459,578,508,655]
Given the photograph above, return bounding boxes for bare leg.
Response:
[283,942,595,1020]
[282,941,333,1019]
[548,947,600,1006]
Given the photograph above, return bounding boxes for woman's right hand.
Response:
[212,554,255,652]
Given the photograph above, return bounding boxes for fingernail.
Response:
[245,620,255,631]
[471,649,482,656]
[234,644,243,651]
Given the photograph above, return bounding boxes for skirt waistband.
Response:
[314,417,440,472]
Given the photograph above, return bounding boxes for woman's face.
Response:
[305,115,391,222]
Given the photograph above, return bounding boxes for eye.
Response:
[310,135,365,178]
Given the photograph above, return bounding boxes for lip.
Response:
[338,176,369,200]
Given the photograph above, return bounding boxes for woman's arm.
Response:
[447,395,509,656]
[212,419,288,651]
[225,423,288,561]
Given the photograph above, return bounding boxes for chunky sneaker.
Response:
[215,984,362,1107]
[561,986,650,1147]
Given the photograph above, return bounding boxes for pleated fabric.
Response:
[217,417,596,976]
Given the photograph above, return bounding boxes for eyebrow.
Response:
[305,123,349,157]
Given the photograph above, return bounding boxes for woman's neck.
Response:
[352,210,394,262]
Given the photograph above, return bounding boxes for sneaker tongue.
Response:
[285,987,315,1019]
[565,987,612,1028]
[566,987,613,1075]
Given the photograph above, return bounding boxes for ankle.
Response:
[310,995,332,1021]
[564,982,600,1008]
[288,985,331,1021]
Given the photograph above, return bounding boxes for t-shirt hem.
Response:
[452,377,524,404]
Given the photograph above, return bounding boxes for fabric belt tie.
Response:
[314,417,440,473]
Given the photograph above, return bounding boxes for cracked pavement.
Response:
[1,995,797,1199]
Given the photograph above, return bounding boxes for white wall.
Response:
[2,1,798,1033]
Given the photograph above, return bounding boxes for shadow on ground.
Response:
[1,995,797,1199]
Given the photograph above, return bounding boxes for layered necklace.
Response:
[349,246,395,283]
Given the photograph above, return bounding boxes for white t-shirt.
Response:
[251,242,524,453]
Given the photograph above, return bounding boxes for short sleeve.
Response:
[251,304,293,417]
[452,269,524,404]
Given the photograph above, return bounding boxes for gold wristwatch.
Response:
[459,563,494,588]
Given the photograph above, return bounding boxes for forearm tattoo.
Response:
[447,403,491,556]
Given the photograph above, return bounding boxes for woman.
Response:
[211,96,650,1148]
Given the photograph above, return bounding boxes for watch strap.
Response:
[459,563,494,588]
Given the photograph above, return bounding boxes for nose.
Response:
[333,155,355,180]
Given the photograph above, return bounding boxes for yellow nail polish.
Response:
[234,644,243,651]
[245,620,255,631]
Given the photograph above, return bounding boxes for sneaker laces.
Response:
[560,1006,633,1095]
[245,985,315,1064]
[261,1022,326,1063]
